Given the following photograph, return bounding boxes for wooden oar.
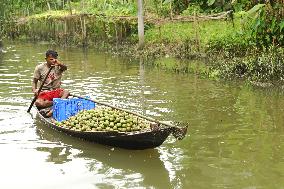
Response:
[71,94,188,140]
[27,66,53,113]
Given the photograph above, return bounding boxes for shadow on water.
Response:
[34,117,172,188]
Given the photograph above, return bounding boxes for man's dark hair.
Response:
[46,50,58,58]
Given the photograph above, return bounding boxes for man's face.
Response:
[46,54,57,66]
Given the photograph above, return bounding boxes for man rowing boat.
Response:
[32,50,69,116]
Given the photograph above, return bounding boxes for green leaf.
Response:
[253,19,261,31]
[163,0,174,4]
[247,4,265,16]
[207,0,216,6]
[279,21,284,32]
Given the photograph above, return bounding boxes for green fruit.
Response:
[133,126,141,131]
[104,120,109,126]
[115,118,120,123]
[67,107,154,133]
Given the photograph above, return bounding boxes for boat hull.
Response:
[37,111,173,150]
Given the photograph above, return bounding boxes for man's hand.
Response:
[32,88,39,97]
[53,59,67,71]
[52,59,61,65]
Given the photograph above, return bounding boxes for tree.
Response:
[137,0,145,49]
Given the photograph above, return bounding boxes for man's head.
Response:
[45,50,58,66]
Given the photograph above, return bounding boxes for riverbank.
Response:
[4,10,284,85]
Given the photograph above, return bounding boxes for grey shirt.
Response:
[33,63,64,90]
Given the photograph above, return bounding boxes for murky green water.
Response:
[0,42,284,189]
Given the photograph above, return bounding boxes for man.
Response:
[32,50,69,116]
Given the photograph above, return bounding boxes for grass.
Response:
[27,10,75,20]
[145,18,245,49]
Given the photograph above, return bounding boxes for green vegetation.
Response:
[145,19,244,49]
[146,20,232,44]
[0,0,284,84]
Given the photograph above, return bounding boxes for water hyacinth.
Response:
[209,47,284,84]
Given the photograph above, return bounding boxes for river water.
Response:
[0,42,284,189]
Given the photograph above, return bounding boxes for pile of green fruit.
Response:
[55,108,151,132]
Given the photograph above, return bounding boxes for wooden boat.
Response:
[36,97,188,150]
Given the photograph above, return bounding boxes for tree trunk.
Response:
[67,0,72,15]
[81,0,86,9]
[137,0,144,49]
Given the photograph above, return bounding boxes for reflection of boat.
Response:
[35,119,172,188]
[36,105,183,150]
[36,146,72,164]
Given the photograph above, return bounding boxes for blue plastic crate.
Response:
[53,97,95,121]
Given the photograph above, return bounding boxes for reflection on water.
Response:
[36,146,73,164]
[0,42,284,188]
[35,119,171,188]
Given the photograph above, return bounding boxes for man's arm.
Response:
[32,65,41,96]
[32,78,39,96]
